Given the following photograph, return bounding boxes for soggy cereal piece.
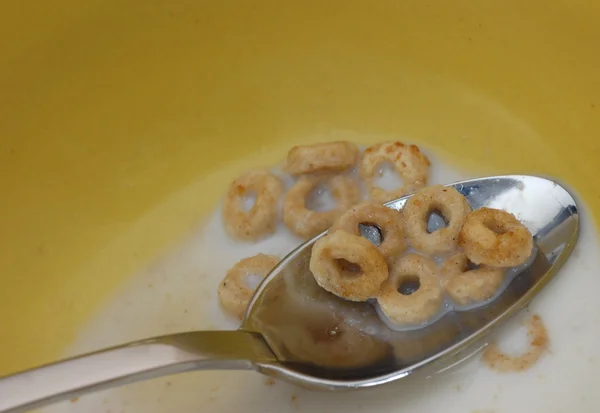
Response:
[218,254,279,320]
[329,202,407,261]
[459,207,534,267]
[482,314,549,372]
[278,309,389,368]
[378,254,443,325]
[309,231,388,301]
[283,175,360,238]
[249,276,390,368]
[285,141,360,176]
[403,185,471,256]
[360,141,430,203]
[222,170,284,241]
[441,252,505,305]
[285,321,389,368]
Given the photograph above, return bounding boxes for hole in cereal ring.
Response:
[466,260,480,271]
[242,272,264,290]
[484,218,509,234]
[358,223,383,246]
[241,190,257,212]
[398,276,421,295]
[426,209,448,233]
[306,184,336,212]
[373,161,404,191]
[335,258,362,276]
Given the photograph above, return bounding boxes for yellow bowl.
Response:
[0,0,598,385]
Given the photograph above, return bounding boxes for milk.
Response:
[42,149,600,413]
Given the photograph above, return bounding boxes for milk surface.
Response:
[43,147,600,413]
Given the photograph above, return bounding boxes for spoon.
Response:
[0,175,579,413]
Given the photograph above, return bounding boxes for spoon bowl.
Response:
[246,174,579,389]
[0,175,579,413]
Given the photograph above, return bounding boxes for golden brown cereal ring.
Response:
[403,185,471,256]
[459,207,534,267]
[482,314,548,372]
[441,252,505,305]
[377,254,443,325]
[218,254,279,320]
[283,175,360,238]
[222,170,284,241]
[285,141,360,176]
[360,141,431,203]
[329,202,408,261]
[309,231,388,301]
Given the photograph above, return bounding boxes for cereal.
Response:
[283,175,360,238]
[285,141,360,176]
[441,252,505,305]
[287,322,389,368]
[360,141,430,203]
[222,170,284,241]
[309,231,388,301]
[482,314,549,372]
[377,254,443,324]
[218,254,279,320]
[219,141,537,333]
[278,313,388,368]
[403,185,471,256]
[329,202,407,261]
[459,207,534,267]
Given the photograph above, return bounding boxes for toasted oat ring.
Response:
[218,254,279,320]
[329,202,407,260]
[309,231,388,301]
[360,141,431,203]
[403,185,471,255]
[285,141,360,176]
[283,175,360,238]
[482,314,548,372]
[441,252,505,305]
[378,254,443,325]
[459,207,534,267]
[222,170,284,241]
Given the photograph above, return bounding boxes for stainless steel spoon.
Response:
[0,175,579,413]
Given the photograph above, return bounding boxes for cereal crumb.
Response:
[291,394,298,402]
[264,377,276,386]
[70,398,79,403]
[482,313,549,373]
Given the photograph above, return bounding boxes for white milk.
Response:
[43,146,600,413]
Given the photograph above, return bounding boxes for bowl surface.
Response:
[0,0,599,395]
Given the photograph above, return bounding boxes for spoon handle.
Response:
[0,330,275,413]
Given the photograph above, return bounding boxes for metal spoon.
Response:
[0,175,579,413]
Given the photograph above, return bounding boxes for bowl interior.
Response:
[0,0,599,379]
